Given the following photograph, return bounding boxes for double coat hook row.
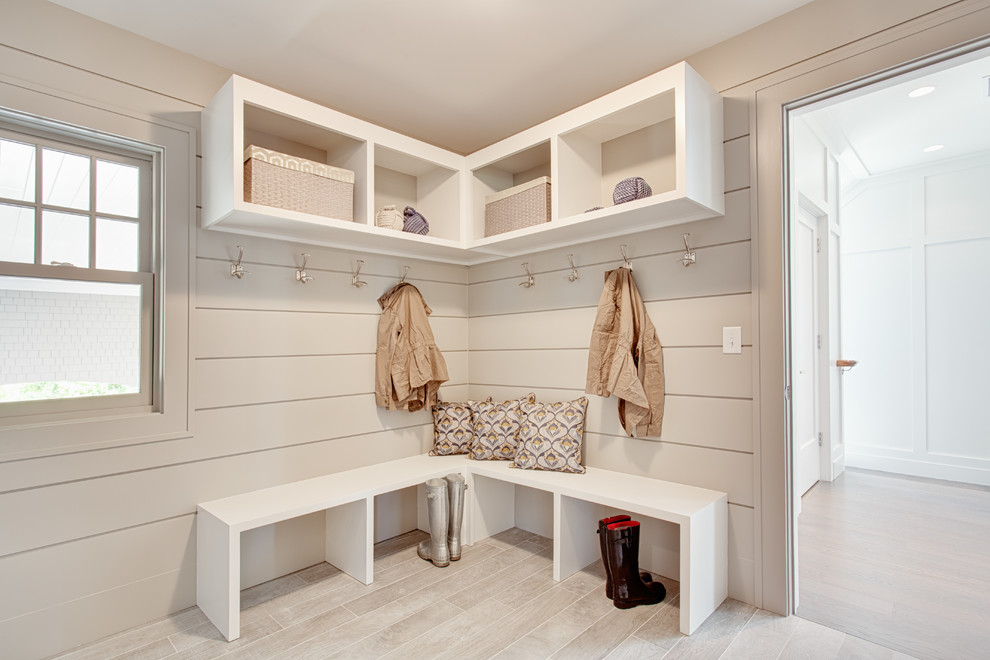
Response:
[228,239,699,289]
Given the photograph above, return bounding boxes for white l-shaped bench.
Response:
[197,453,727,642]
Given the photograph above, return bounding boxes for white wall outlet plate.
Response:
[723,326,742,354]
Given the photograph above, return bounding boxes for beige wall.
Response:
[0,0,985,657]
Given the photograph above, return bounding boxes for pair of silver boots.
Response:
[417,473,466,568]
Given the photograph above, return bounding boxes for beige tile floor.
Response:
[50,527,917,660]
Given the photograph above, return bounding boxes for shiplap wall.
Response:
[466,125,754,601]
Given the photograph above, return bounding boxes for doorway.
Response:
[785,41,990,656]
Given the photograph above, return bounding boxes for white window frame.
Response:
[0,123,157,420]
[0,81,193,460]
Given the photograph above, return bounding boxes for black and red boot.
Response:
[605,520,666,609]
[597,515,654,599]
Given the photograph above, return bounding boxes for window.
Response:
[0,122,156,420]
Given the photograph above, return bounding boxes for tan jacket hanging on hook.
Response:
[585,267,664,437]
[375,282,449,412]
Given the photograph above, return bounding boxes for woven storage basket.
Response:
[244,145,354,221]
[484,176,551,237]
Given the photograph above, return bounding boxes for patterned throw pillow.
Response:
[468,393,537,461]
[513,397,588,474]
[430,398,491,456]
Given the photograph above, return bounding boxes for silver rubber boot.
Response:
[417,478,450,567]
[445,473,467,561]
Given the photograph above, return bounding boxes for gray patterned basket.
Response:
[244,145,354,221]
[484,176,551,237]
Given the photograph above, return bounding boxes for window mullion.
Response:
[33,142,42,265]
[89,154,97,269]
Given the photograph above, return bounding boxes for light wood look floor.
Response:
[52,527,912,660]
[798,468,990,660]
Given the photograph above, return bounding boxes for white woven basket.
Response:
[244,145,354,221]
[484,176,551,237]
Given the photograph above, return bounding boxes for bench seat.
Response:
[197,453,726,641]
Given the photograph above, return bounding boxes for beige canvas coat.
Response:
[585,267,664,437]
[375,282,449,412]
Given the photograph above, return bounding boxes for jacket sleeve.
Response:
[375,298,400,409]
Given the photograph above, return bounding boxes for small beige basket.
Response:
[244,145,354,221]
[484,176,551,237]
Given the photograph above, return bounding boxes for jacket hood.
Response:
[377,282,432,315]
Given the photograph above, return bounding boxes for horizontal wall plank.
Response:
[197,309,466,358]
[467,384,752,454]
[197,259,468,317]
[0,423,433,555]
[468,188,751,285]
[195,351,468,409]
[724,135,750,191]
[0,515,194,622]
[585,431,753,507]
[468,241,751,317]
[468,294,752,350]
[723,95,751,142]
[0,566,194,660]
[469,347,753,398]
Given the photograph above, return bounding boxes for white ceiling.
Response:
[49,0,811,154]
[801,49,990,179]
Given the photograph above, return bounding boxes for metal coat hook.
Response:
[351,259,368,287]
[399,265,410,283]
[519,262,535,288]
[230,245,249,279]
[620,244,633,270]
[679,233,697,267]
[295,253,314,283]
[567,254,580,282]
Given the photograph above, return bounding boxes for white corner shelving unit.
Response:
[201,62,724,265]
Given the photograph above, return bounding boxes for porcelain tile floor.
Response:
[797,468,990,660]
[51,528,916,660]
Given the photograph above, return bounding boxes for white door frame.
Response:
[754,19,990,616]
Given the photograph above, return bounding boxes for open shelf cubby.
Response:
[557,90,676,220]
[243,103,368,225]
[470,141,552,243]
[374,145,460,242]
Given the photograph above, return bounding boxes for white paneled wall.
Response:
[840,154,990,485]
[466,121,754,600]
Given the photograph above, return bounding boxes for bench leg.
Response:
[197,508,240,641]
[325,498,373,584]
[680,498,728,635]
[555,494,599,582]
[467,474,516,542]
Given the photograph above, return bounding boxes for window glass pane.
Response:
[43,148,90,210]
[0,276,141,402]
[42,210,89,267]
[0,203,34,263]
[96,160,139,218]
[96,217,138,271]
[0,138,35,202]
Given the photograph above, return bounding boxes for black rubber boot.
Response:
[605,521,666,609]
[597,515,654,599]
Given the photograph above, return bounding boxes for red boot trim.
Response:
[606,520,640,530]
[600,514,631,526]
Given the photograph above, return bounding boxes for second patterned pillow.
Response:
[468,393,537,461]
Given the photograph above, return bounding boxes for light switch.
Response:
[723,326,742,354]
